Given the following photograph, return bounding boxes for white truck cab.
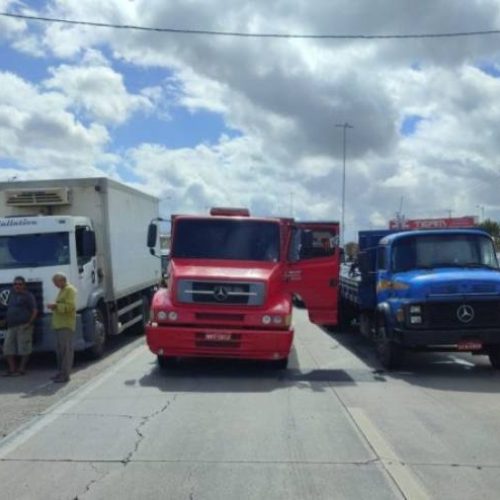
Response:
[0,178,161,357]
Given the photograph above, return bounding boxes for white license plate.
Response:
[205,333,232,341]
[457,340,482,351]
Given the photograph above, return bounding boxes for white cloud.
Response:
[43,57,154,124]
[0,71,110,177]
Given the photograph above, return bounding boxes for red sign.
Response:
[389,216,477,230]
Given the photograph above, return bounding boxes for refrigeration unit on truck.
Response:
[340,229,500,369]
[146,208,340,369]
[0,177,161,357]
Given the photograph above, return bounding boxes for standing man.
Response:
[47,272,77,383]
[3,276,37,376]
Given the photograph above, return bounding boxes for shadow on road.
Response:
[134,347,376,394]
[325,327,500,394]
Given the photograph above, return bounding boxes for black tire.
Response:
[292,295,306,308]
[157,355,177,370]
[271,357,288,370]
[488,346,500,369]
[326,299,352,333]
[375,317,403,370]
[87,307,107,359]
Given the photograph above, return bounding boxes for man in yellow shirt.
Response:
[47,272,77,383]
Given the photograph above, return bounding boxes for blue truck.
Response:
[340,229,500,369]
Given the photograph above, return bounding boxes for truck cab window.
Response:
[296,229,338,260]
[0,232,70,269]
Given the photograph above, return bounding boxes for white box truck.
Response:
[0,177,161,357]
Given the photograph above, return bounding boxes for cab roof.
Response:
[380,228,490,245]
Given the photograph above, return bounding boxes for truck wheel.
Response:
[157,355,177,370]
[487,346,500,369]
[292,295,306,308]
[375,318,402,370]
[271,357,288,370]
[326,299,352,333]
[88,307,107,359]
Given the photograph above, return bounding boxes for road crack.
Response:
[73,462,110,500]
[121,394,179,466]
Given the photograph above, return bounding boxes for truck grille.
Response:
[0,281,44,344]
[177,280,265,306]
[426,301,500,329]
[430,283,497,295]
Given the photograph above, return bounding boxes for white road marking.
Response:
[0,345,147,459]
[449,356,475,367]
[348,407,430,500]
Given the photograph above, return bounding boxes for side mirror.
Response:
[147,223,158,248]
[82,231,96,257]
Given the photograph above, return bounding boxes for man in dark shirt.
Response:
[3,276,37,376]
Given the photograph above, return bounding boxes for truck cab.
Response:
[0,178,160,357]
[146,208,340,369]
[0,215,98,351]
[341,229,500,369]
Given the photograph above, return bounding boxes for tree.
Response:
[344,241,359,261]
[477,219,500,250]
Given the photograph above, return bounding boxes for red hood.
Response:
[171,259,279,282]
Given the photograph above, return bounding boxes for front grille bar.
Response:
[185,290,257,296]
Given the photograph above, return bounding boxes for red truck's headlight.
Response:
[262,314,291,326]
[156,311,178,321]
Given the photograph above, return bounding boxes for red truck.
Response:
[146,208,340,369]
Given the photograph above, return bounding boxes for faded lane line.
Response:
[295,331,429,499]
[348,407,430,500]
[449,356,475,367]
[0,345,148,459]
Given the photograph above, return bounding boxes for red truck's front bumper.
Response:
[146,323,294,361]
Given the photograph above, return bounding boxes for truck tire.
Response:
[487,346,500,369]
[87,307,107,359]
[271,357,289,370]
[375,317,403,371]
[157,355,177,370]
[292,295,306,308]
[326,299,352,333]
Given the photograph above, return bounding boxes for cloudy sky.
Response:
[1,0,500,241]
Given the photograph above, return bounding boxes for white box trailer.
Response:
[0,177,161,356]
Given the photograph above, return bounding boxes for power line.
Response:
[2,11,500,40]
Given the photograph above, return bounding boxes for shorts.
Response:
[3,324,34,356]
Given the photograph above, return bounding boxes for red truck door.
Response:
[285,222,340,326]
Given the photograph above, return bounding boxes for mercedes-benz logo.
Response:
[457,304,475,323]
[213,286,229,302]
[0,288,10,307]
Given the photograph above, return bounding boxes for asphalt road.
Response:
[0,309,499,499]
[0,331,144,439]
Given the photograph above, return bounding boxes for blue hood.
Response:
[393,268,500,300]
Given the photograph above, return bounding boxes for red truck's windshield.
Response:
[172,218,280,262]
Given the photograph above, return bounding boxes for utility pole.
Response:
[477,205,485,222]
[336,122,354,246]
